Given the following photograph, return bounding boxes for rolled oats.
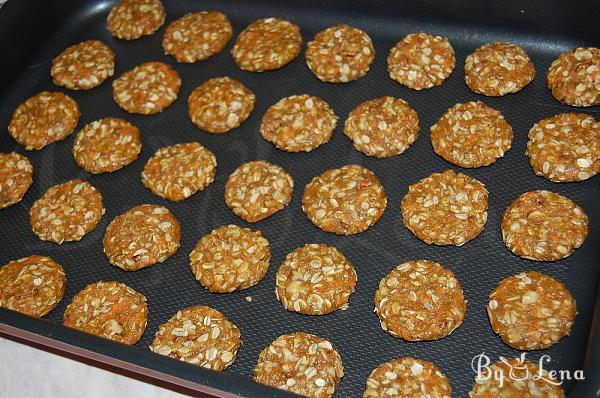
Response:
[107,0,166,40]
[51,40,115,90]
[0,152,33,208]
[547,47,600,107]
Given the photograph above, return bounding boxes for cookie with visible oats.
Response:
[305,23,375,83]
[0,255,66,317]
[547,47,600,107]
[253,332,344,398]
[224,160,293,222]
[73,118,142,174]
[501,190,588,261]
[468,358,565,398]
[51,40,115,90]
[30,180,104,244]
[107,0,166,40]
[465,42,535,96]
[526,113,599,182]
[401,169,488,246]
[487,271,576,351]
[260,94,338,153]
[189,225,271,293]
[150,306,241,370]
[232,18,302,72]
[344,96,419,158]
[431,101,513,168]
[8,91,80,150]
[142,142,217,201]
[112,61,181,115]
[0,152,33,209]
[302,164,386,235]
[363,357,452,398]
[388,32,455,90]
[275,243,357,315]
[103,204,181,271]
[374,260,466,341]
[162,12,232,63]
[188,77,255,133]
[63,281,147,345]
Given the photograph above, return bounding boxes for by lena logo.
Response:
[471,352,585,387]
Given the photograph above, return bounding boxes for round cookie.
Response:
[107,0,166,40]
[73,117,142,174]
[0,152,33,209]
[232,17,302,72]
[487,271,576,350]
[387,32,455,90]
[363,357,452,398]
[51,40,115,90]
[142,142,217,201]
[547,47,600,107]
[260,94,338,153]
[63,281,147,345]
[253,332,344,398]
[112,61,181,115]
[224,160,293,223]
[343,96,420,158]
[275,243,357,315]
[189,225,271,293]
[103,204,181,271]
[162,11,232,63]
[430,101,513,168]
[465,41,535,96]
[526,113,599,182]
[0,255,66,317]
[30,179,104,244]
[8,91,80,150]
[401,169,488,246]
[374,260,466,341]
[150,306,241,370]
[188,77,255,133]
[302,164,386,235]
[501,190,588,261]
[305,23,375,83]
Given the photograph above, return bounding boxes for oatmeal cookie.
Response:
[547,47,600,107]
[51,40,115,90]
[0,152,33,208]
[107,0,166,40]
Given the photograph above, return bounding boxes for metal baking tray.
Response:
[1,0,599,397]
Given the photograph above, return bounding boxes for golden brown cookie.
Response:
[189,225,271,293]
[112,61,181,115]
[260,94,338,153]
[305,24,375,83]
[363,357,452,398]
[103,204,181,271]
[150,306,241,370]
[142,142,217,201]
[526,113,599,182]
[224,160,293,223]
[253,332,344,398]
[430,101,513,168]
[501,190,588,261]
[30,180,104,244]
[0,152,33,209]
[343,96,419,158]
[374,260,466,341]
[387,32,455,90]
[465,42,535,96]
[73,118,142,174]
[401,169,488,246]
[8,91,80,150]
[547,47,600,107]
[275,243,357,315]
[63,281,148,345]
[232,17,302,72]
[0,255,66,317]
[107,0,166,40]
[162,11,232,63]
[51,40,115,90]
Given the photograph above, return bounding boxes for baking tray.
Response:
[1,0,599,397]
